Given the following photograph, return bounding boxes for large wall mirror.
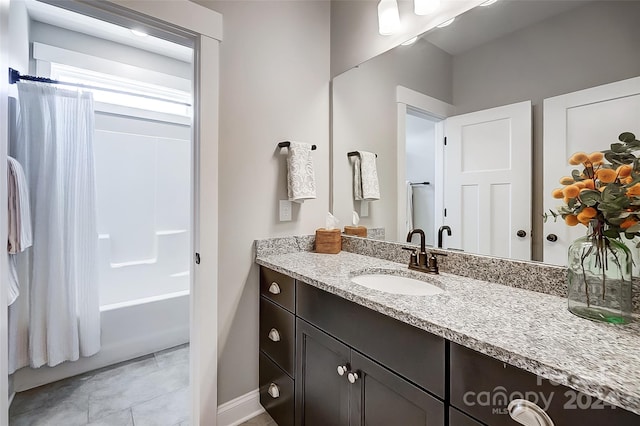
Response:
[332,0,640,264]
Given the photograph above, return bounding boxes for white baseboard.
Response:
[217,389,265,426]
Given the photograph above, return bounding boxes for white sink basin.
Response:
[351,274,444,296]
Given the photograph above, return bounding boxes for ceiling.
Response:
[424,0,592,56]
[25,0,192,62]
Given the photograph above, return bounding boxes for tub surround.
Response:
[255,234,640,415]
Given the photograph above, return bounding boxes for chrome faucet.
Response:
[403,229,444,274]
[438,226,451,249]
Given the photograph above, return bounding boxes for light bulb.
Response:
[378,0,400,36]
[414,0,440,16]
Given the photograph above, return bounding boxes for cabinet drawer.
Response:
[297,281,445,398]
[449,407,483,426]
[261,267,296,313]
[450,343,640,426]
[260,352,294,426]
[260,297,295,377]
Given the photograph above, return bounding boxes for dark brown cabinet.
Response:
[258,266,640,426]
[450,343,640,426]
[296,319,444,426]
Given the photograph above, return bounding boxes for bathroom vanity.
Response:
[255,236,640,426]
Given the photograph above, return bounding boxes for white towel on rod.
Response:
[286,142,317,203]
[353,151,380,201]
[405,181,413,235]
[7,156,32,306]
[7,156,32,255]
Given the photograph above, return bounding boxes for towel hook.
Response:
[347,151,378,158]
[278,141,317,150]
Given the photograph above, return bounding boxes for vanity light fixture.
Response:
[378,0,401,35]
[401,36,418,46]
[414,0,440,15]
[130,29,148,37]
[436,17,455,28]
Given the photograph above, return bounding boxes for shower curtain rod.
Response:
[8,68,192,107]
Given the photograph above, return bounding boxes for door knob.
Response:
[268,328,280,342]
[267,383,280,399]
[546,234,558,242]
[517,230,527,238]
[347,372,359,384]
[508,399,554,426]
[337,365,348,376]
[268,282,281,294]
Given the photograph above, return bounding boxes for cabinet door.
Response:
[349,351,444,426]
[295,319,350,426]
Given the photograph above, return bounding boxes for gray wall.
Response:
[192,0,331,405]
[332,38,451,241]
[452,0,640,260]
[330,0,481,77]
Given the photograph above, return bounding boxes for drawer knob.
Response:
[337,365,348,376]
[268,282,281,294]
[268,328,281,342]
[508,399,554,426]
[347,372,359,384]
[267,383,280,399]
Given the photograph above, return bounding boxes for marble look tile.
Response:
[85,355,160,394]
[10,373,93,417]
[256,249,640,415]
[88,360,188,422]
[86,408,134,426]
[131,386,189,426]
[155,344,189,368]
[10,399,88,426]
[240,412,277,426]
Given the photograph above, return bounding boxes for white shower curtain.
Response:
[10,82,100,371]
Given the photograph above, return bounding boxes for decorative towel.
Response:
[353,151,380,201]
[287,142,317,203]
[7,156,32,306]
[405,181,413,235]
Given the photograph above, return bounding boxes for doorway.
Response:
[1,1,221,425]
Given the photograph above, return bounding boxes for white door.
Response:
[444,101,532,260]
[543,76,640,266]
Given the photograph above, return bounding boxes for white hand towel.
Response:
[287,142,317,203]
[7,156,32,254]
[405,181,413,235]
[353,151,380,201]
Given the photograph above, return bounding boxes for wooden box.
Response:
[344,226,367,238]
[315,228,341,254]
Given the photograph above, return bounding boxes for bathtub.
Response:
[12,290,189,392]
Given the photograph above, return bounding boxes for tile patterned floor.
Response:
[239,412,277,426]
[9,344,190,426]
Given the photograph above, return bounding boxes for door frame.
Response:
[396,86,455,242]
[0,1,222,425]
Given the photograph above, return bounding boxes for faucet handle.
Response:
[402,246,418,266]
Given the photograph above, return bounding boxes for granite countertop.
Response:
[255,250,640,415]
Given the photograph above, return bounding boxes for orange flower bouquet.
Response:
[546,132,637,324]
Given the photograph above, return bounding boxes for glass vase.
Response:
[567,232,633,324]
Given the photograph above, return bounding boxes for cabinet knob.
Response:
[267,383,280,399]
[546,234,558,242]
[337,365,348,376]
[517,230,527,238]
[347,372,359,384]
[268,282,281,294]
[508,399,554,426]
[268,328,281,342]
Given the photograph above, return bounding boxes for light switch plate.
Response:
[279,200,292,221]
[360,201,369,217]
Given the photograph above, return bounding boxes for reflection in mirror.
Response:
[331,0,640,263]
